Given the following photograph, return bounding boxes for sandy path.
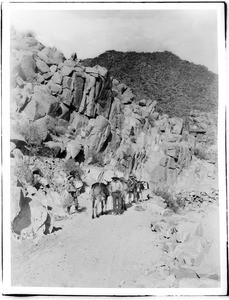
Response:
[11,199,163,288]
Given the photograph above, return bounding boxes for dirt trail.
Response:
[11,199,163,288]
[11,193,220,289]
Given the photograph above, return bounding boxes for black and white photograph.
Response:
[1,1,227,296]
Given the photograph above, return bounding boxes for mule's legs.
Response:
[74,197,79,211]
[122,195,127,211]
[104,198,107,214]
[94,198,99,218]
[128,192,132,204]
[125,193,128,205]
[101,200,104,215]
[134,191,138,204]
[45,213,53,234]
[92,197,95,219]
[66,206,71,214]
[113,194,117,214]
[117,195,122,214]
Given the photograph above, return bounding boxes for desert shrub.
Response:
[36,146,56,158]
[54,125,68,136]
[88,150,105,167]
[17,123,43,146]
[193,147,209,160]
[153,187,185,213]
[16,122,47,156]
[13,158,34,188]
[147,115,155,127]
[63,159,83,179]
[24,30,35,38]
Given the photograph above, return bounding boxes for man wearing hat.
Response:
[110,176,125,215]
[66,171,83,212]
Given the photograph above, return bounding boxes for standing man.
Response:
[110,177,125,215]
[66,171,83,212]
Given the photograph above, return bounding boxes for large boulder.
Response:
[121,88,135,104]
[11,185,24,222]
[59,88,72,106]
[61,65,74,77]
[68,112,89,131]
[11,54,21,86]
[85,65,108,78]
[72,75,85,110]
[43,72,53,80]
[36,59,50,73]
[96,74,113,119]
[37,50,56,66]
[51,72,62,85]
[62,76,73,90]
[36,73,44,83]
[19,54,36,81]
[32,115,56,141]
[109,97,122,130]
[39,47,65,65]
[79,73,96,117]
[22,98,46,121]
[161,133,182,143]
[31,86,59,117]
[46,80,62,95]
[65,139,83,160]
[113,143,136,174]
[178,141,192,170]
[169,117,184,135]
[86,115,111,154]
[12,195,52,239]
[117,83,127,94]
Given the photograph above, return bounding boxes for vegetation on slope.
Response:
[83,50,218,118]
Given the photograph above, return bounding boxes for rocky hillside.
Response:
[10,30,218,237]
[83,50,218,118]
[9,30,220,289]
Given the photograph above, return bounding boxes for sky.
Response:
[10,8,219,73]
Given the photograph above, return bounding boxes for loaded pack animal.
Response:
[125,176,149,204]
[126,175,137,204]
[135,181,145,203]
[91,182,110,219]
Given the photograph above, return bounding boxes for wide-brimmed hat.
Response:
[27,185,37,196]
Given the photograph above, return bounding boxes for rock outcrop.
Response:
[10,31,214,241]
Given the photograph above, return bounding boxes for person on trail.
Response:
[66,171,83,212]
[135,181,144,203]
[109,177,125,215]
[127,175,137,203]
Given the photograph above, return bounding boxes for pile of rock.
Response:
[176,189,219,207]
[10,31,198,188]
[150,195,220,288]
[10,31,208,242]
[188,110,217,148]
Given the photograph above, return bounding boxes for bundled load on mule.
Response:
[124,174,148,204]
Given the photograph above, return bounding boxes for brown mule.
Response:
[91,182,109,219]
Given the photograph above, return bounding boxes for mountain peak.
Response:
[83,50,217,118]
